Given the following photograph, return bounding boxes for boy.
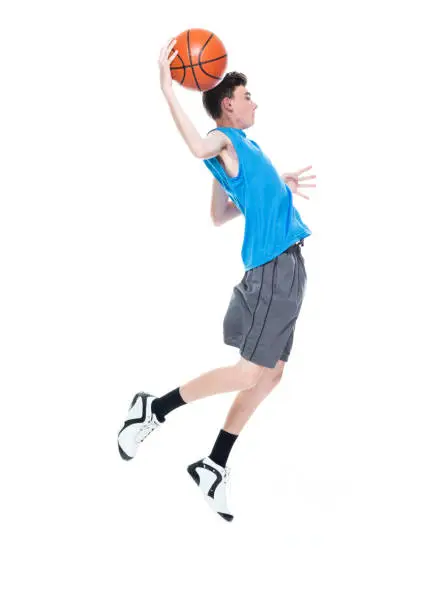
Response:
[118,38,316,522]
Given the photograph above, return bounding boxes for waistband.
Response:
[283,239,304,253]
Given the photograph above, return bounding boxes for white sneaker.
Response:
[118,392,164,460]
[187,456,234,522]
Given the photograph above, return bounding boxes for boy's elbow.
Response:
[194,141,221,160]
[193,141,205,158]
[211,215,224,227]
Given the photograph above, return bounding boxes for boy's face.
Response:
[227,86,258,128]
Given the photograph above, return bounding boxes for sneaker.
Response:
[118,392,164,460]
[187,456,234,522]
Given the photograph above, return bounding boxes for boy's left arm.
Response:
[281,166,317,200]
[215,201,242,226]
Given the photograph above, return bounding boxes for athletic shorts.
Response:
[223,240,307,369]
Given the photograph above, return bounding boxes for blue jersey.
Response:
[203,126,312,271]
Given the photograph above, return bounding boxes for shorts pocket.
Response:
[298,252,307,281]
[272,257,280,292]
[241,271,248,289]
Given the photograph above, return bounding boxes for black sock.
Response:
[151,387,187,422]
[209,429,239,468]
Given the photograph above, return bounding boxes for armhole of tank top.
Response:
[208,128,243,182]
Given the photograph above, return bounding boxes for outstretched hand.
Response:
[281,165,317,200]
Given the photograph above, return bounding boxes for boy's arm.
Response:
[163,88,228,158]
[211,179,242,225]
[215,200,242,226]
[211,178,229,225]
[159,41,228,158]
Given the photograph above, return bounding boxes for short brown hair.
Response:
[202,71,247,120]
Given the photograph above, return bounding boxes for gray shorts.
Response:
[223,240,307,369]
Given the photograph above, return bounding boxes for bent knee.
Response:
[261,360,285,386]
[235,358,265,388]
[272,360,285,382]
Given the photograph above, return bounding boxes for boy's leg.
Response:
[207,360,286,468]
[222,359,286,435]
[179,356,265,403]
[150,356,266,422]
[187,359,287,521]
[118,356,280,461]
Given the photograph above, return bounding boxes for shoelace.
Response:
[223,466,231,484]
[135,417,159,443]
[222,467,232,506]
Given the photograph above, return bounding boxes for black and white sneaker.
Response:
[187,456,234,522]
[118,392,164,461]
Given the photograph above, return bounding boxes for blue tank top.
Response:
[203,127,312,271]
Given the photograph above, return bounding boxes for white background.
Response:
[1,1,433,610]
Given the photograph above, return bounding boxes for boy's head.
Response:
[202,71,258,129]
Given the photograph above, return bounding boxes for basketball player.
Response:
[118,38,316,522]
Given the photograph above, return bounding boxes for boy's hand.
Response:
[159,37,179,94]
[282,165,317,200]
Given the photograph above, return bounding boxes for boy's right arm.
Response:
[159,39,228,159]
[163,89,228,158]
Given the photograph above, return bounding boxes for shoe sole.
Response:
[118,442,132,461]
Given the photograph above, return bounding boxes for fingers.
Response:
[284,167,316,200]
[295,165,312,175]
[284,170,316,182]
[159,38,177,62]
[295,169,317,195]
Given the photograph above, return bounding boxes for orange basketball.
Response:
[170,28,228,92]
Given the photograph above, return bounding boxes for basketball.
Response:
[170,28,228,92]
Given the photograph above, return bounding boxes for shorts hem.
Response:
[224,335,243,348]
[224,336,287,368]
